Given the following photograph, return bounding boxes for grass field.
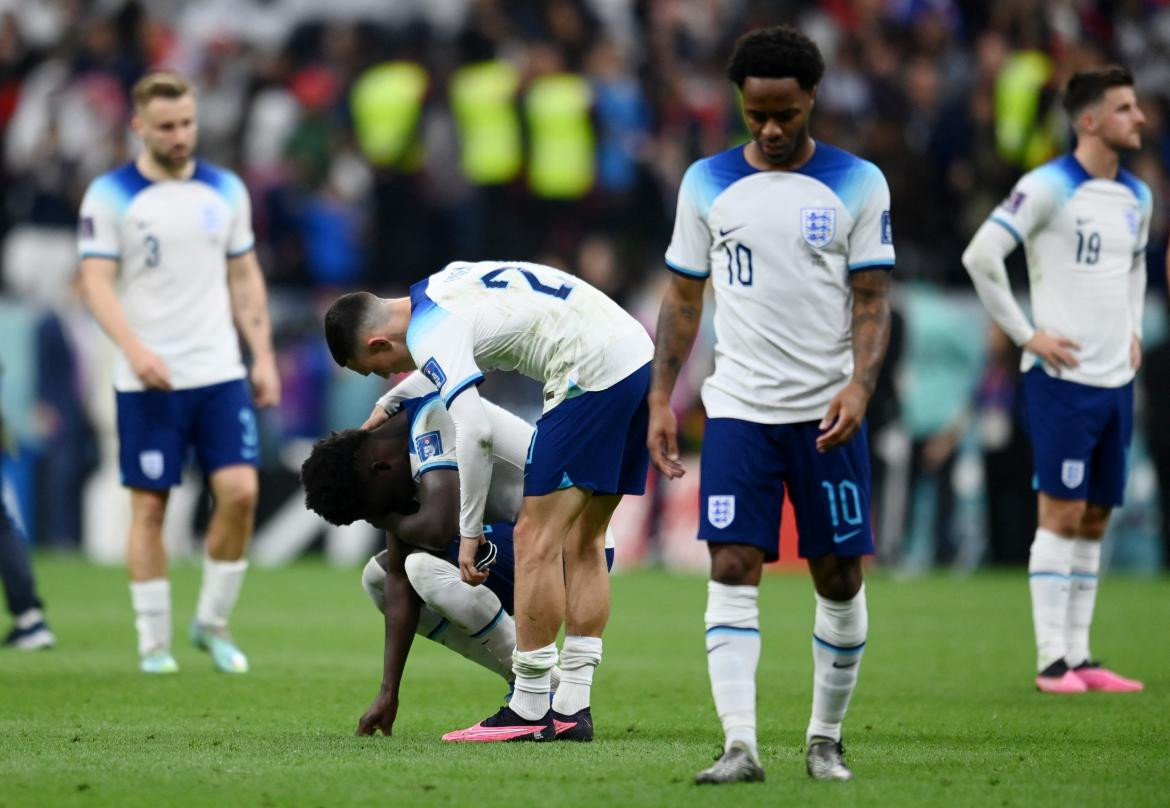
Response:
[1,558,1168,807]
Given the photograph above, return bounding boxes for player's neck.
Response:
[136,152,196,182]
[1072,140,1120,180]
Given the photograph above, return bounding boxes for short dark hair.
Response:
[727,25,825,91]
[1063,65,1134,118]
[324,292,379,367]
[301,429,371,526]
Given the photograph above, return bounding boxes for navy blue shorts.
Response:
[698,417,873,561]
[524,363,651,497]
[1022,367,1132,506]
[442,522,614,616]
[115,378,259,490]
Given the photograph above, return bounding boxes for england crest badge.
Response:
[140,450,165,481]
[801,208,836,248]
[1061,459,1085,489]
[707,495,735,529]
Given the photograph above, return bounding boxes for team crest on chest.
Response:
[801,207,836,249]
[1061,459,1085,489]
[707,495,735,529]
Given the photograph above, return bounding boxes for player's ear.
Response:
[370,459,393,473]
[367,336,391,353]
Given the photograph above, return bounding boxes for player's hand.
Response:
[817,381,869,453]
[250,354,281,408]
[647,396,685,479]
[459,535,489,586]
[356,690,398,737]
[1025,331,1080,370]
[127,344,172,390]
[361,404,390,431]
[1131,335,1142,372]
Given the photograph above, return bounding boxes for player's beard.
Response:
[757,124,808,167]
[150,144,192,173]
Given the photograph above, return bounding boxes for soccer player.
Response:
[325,260,652,741]
[647,26,893,783]
[962,66,1149,694]
[77,72,280,674]
[300,373,613,739]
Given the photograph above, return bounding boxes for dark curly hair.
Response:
[1063,65,1134,118]
[301,429,371,526]
[727,25,825,91]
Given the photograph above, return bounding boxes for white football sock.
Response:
[1066,538,1101,668]
[807,585,867,744]
[1029,528,1074,672]
[511,643,558,720]
[130,578,171,656]
[361,555,514,682]
[705,580,760,759]
[552,635,601,715]
[404,552,515,673]
[195,556,248,630]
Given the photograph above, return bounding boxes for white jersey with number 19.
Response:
[665,142,894,424]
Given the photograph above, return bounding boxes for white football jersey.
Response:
[404,390,530,524]
[665,142,894,424]
[78,161,255,392]
[400,387,616,550]
[988,154,1151,387]
[406,260,653,412]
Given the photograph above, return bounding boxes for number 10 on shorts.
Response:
[821,480,862,528]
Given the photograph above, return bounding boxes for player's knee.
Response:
[810,556,863,601]
[131,497,167,531]
[513,522,563,566]
[1080,505,1111,539]
[709,545,763,585]
[403,552,455,595]
[216,476,259,517]
[360,555,386,613]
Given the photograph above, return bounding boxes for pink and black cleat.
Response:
[1072,662,1144,692]
[1035,660,1087,694]
[442,705,555,742]
[551,707,593,742]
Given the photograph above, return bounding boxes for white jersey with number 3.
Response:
[987,154,1152,388]
[77,161,255,392]
[665,142,895,424]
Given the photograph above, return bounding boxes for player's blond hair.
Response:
[131,71,194,110]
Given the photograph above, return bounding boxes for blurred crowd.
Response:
[0,0,1168,571]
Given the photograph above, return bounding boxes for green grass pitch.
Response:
[1,558,1168,807]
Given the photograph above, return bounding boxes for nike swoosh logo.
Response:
[832,661,858,669]
[707,642,730,654]
[833,529,861,544]
[718,225,746,237]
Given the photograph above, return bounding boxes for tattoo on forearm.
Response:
[651,290,702,396]
[850,272,891,396]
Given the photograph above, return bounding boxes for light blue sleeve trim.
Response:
[80,251,121,260]
[443,373,484,406]
[989,216,1023,244]
[227,243,255,258]
[665,259,709,279]
[847,260,895,272]
[417,461,459,476]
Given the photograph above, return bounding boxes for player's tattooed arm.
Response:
[817,269,891,453]
[356,535,420,737]
[848,269,892,397]
[648,273,706,478]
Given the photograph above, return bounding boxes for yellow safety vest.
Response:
[350,61,428,169]
[450,60,523,185]
[525,73,595,199]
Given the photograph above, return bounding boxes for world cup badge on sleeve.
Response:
[707,495,736,529]
[415,430,443,461]
[801,208,836,249]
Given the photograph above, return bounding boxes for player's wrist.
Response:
[647,389,673,407]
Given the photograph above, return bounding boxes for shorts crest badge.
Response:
[1061,459,1085,489]
[801,208,836,249]
[140,450,165,481]
[707,495,735,529]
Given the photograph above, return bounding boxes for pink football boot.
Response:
[1073,663,1144,692]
